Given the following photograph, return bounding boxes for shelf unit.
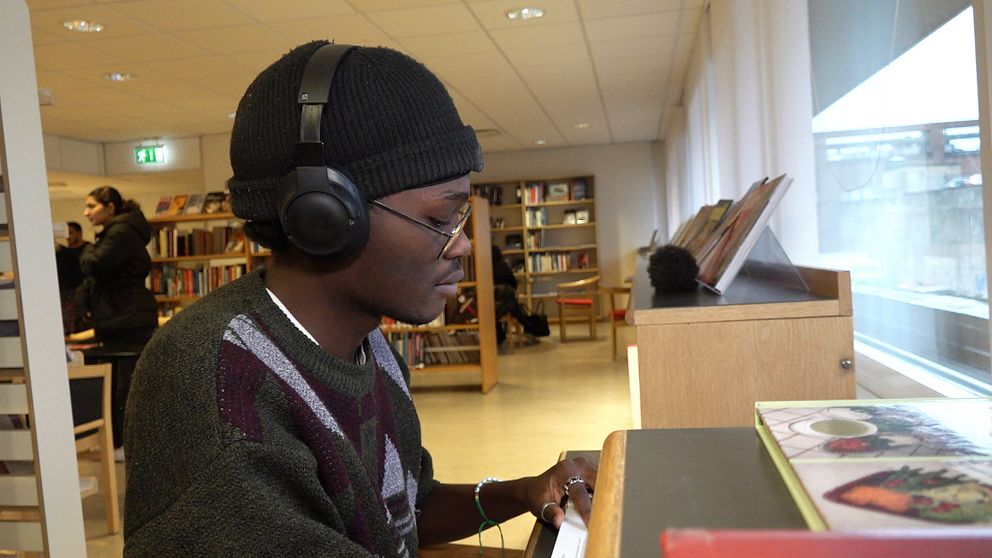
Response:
[146,211,248,316]
[379,196,498,393]
[473,176,599,317]
[0,5,88,552]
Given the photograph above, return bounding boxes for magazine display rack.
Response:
[628,254,856,428]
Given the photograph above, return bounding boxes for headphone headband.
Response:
[297,43,356,164]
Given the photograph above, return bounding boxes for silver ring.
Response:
[539,501,557,523]
[564,476,586,493]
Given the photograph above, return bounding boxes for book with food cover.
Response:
[166,194,188,216]
[755,398,992,530]
[183,193,206,215]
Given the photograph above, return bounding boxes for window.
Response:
[809,6,989,393]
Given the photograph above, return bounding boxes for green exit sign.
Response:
[134,146,166,165]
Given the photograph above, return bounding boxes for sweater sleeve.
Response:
[124,440,375,558]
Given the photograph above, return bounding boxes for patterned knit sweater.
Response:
[123,269,436,557]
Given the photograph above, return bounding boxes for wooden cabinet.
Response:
[473,176,599,316]
[379,196,498,393]
[630,259,856,428]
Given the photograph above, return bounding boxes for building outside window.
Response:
[809,5,989,393]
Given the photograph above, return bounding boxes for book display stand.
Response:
[629,250,856,428]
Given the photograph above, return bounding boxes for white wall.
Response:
[476,141,666,287]
[665,0,818,263]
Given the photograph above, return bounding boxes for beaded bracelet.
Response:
[474,477,505,557]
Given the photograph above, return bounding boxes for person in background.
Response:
[78,186,158,455]
[492,244,540,347]
[123,41,595,557]
[55,221,90,334]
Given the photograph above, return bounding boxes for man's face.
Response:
[350,176,473,325]
[67,228,82,245]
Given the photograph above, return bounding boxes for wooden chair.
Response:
[555,276,600,342]
[68,363,120,534]
[499,314,524,353]
[602,285,632,359]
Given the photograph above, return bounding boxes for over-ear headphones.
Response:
[277,43,369,259]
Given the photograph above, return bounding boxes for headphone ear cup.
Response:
[278,166,369,259]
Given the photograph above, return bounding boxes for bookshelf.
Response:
[379,196,498,393]
[473,176,599,318]
[146,211,248,316]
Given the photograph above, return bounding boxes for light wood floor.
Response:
[80,323,636,556]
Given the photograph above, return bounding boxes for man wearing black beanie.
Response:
[123,41,595,557]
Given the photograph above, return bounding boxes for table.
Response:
[525,428,806,558]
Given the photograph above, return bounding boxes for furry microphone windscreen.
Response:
[648,244,699,294]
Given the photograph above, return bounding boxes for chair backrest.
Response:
[557,275,600,295]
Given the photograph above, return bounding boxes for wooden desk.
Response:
[526,429,806,558]
[630,258,856,428]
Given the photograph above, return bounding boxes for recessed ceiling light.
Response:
[476,128,502,138]
[534,139,547,145]
[506,7,544,21]
[574,122,591,129]
[63,20,104,32]
[228,112,237,119]
[104,72,133,82]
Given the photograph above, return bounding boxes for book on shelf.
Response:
[696,174,792,294]
[755,398,992,530]
[203,191,226,214]
[546,181,570,202]
[154,195,172,215]
[672,199,734,258]
[574,209,590,224]
[570,178,588,200]
[166,194,189,216]
[183,193,206,215]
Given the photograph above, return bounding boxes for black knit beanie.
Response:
[228,41,483,223]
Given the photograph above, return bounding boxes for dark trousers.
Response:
[83,327,154,448]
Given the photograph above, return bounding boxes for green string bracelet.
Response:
[474,477,505,558]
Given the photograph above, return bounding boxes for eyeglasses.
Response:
[370,199,472,259]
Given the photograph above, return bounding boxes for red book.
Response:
[661,528,992,558]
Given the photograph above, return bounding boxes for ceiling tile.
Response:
[33,41,116,70]
[174,24,298,55]
[111,0,254,32]
[468,0,578,30]
[221,0,355,22]
[266,14,392,47]
[60,62,173,86]
[399,31,498,61]
[141,55,254,80]
[87,33,210,62]
[489,21,584,51]
[584,12,680,42]
[35,69,95,91]
[590,35,677,63]
[348,0,460,11]
[30,27,72,46]
[501,42,589,69]
[577,0,681,20]
[118,80,218,103]
[49,85,146,106]
[366,4,480,37]
[26,0,93,9]
[30,4,156,38]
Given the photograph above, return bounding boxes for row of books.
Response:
[386,330,481,368]
[527,252,590,273]
[525,208,548,227]
[149,263,246,297]
[151,226,244,258]
[154,191,231,216]
[524,179,590,204]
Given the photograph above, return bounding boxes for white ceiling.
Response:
[26,0,703,195]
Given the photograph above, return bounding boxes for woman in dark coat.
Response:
[78,185,158,451]
[78,186,158,345]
